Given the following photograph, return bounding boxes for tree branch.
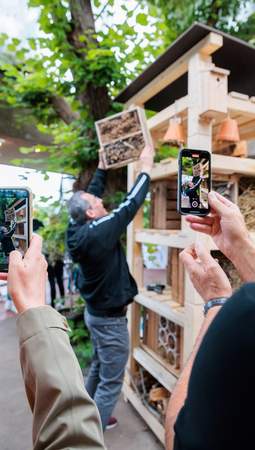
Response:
[51,95,80,124]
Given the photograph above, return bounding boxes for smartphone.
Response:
[178,149,211,216]
[0,188,32,272]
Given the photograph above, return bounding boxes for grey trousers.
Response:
[84,309,129,430]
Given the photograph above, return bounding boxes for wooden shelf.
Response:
[133,346,177,392]
[136,228,218,251]
[151,154,255,181]
[136,229,193,248]
[135,289,185,326]
[123,383,165,445]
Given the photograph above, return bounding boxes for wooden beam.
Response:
[123,383,165,444]
[147,96,188,132]
[135,229,194,248]
[150,155,255,181]
[151,159,178,180]
[125,32,223,107]
[212,154,255,176]
[133,347,177,392]
[227,95,255,118]
[135,291,185,326]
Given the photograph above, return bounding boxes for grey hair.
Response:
[68,191,92,224]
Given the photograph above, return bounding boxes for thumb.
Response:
[208,191,229,216]
[9,250,23,267]
[195,242,212,265]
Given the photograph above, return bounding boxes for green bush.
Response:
[68,318,93,369]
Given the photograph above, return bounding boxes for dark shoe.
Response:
[106,417,118,430]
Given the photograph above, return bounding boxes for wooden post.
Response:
[183,51,228,361]
[126,161,144,376]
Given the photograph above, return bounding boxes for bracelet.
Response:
[203,297,229,316]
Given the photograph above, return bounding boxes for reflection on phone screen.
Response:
[181,154,210,212]
[0,189,30,271]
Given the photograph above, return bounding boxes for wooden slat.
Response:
[133,346,177,392]
[135,290,185,326]
[150,155,255,181]
[146,311,159,352]
[170,249,179,303]
[147,95,188,132]
[138,228,185,246]
[135,229,194,248]
[227,94,255,117]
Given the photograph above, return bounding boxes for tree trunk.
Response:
[68,0,111,121]
[78,83,111,121]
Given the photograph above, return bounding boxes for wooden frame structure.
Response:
[117,24,255,444]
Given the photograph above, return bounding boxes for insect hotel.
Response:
[114,23,255,444]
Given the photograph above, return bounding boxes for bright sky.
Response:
[0,0,70,204]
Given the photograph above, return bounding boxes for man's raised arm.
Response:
[88,145,154,248]
[87,150,107,198]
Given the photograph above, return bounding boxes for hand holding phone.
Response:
[178,149,211,216]
[0,188,32,272]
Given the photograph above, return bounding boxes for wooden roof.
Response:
[116,23,255,112]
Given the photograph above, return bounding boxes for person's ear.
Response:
[86,208,96,219]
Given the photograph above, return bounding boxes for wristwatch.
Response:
[203,297,229,316]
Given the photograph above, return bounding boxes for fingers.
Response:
[194,242,213,264]
[208,191,232,215]
[24,234,42,260]
[189,223,213,235]
[180,246,197,270]
[186,215,214,225]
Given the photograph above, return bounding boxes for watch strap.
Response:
[204,297,229,316]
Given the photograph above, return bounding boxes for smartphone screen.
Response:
[178,149,211,216]
[0,188,32,272]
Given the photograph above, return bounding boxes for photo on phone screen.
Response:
[178,149,211,215]
[0,188,31,272]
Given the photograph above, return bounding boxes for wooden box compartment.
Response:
[131,360,170,425]
[239,177,255,231]
[141,308,183,375]
[150,179,181,230]
[95,107,152,169]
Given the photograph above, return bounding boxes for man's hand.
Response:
[98,149,106,170]
[186,191,250,260]
[139,145,155,175]
[180,242,232,302]
[8,235,48,313]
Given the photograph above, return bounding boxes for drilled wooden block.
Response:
[158,316,181,371]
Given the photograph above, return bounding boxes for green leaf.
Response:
[136,13,148,26]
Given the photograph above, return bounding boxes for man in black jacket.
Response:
[67,145,154,430]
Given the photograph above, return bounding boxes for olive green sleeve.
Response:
[17,306,105,450]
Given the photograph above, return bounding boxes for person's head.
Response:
[68,191,107,224]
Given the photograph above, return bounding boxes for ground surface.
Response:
[0,312,163,450]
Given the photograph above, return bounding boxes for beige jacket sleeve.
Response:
[17,306,106,450]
